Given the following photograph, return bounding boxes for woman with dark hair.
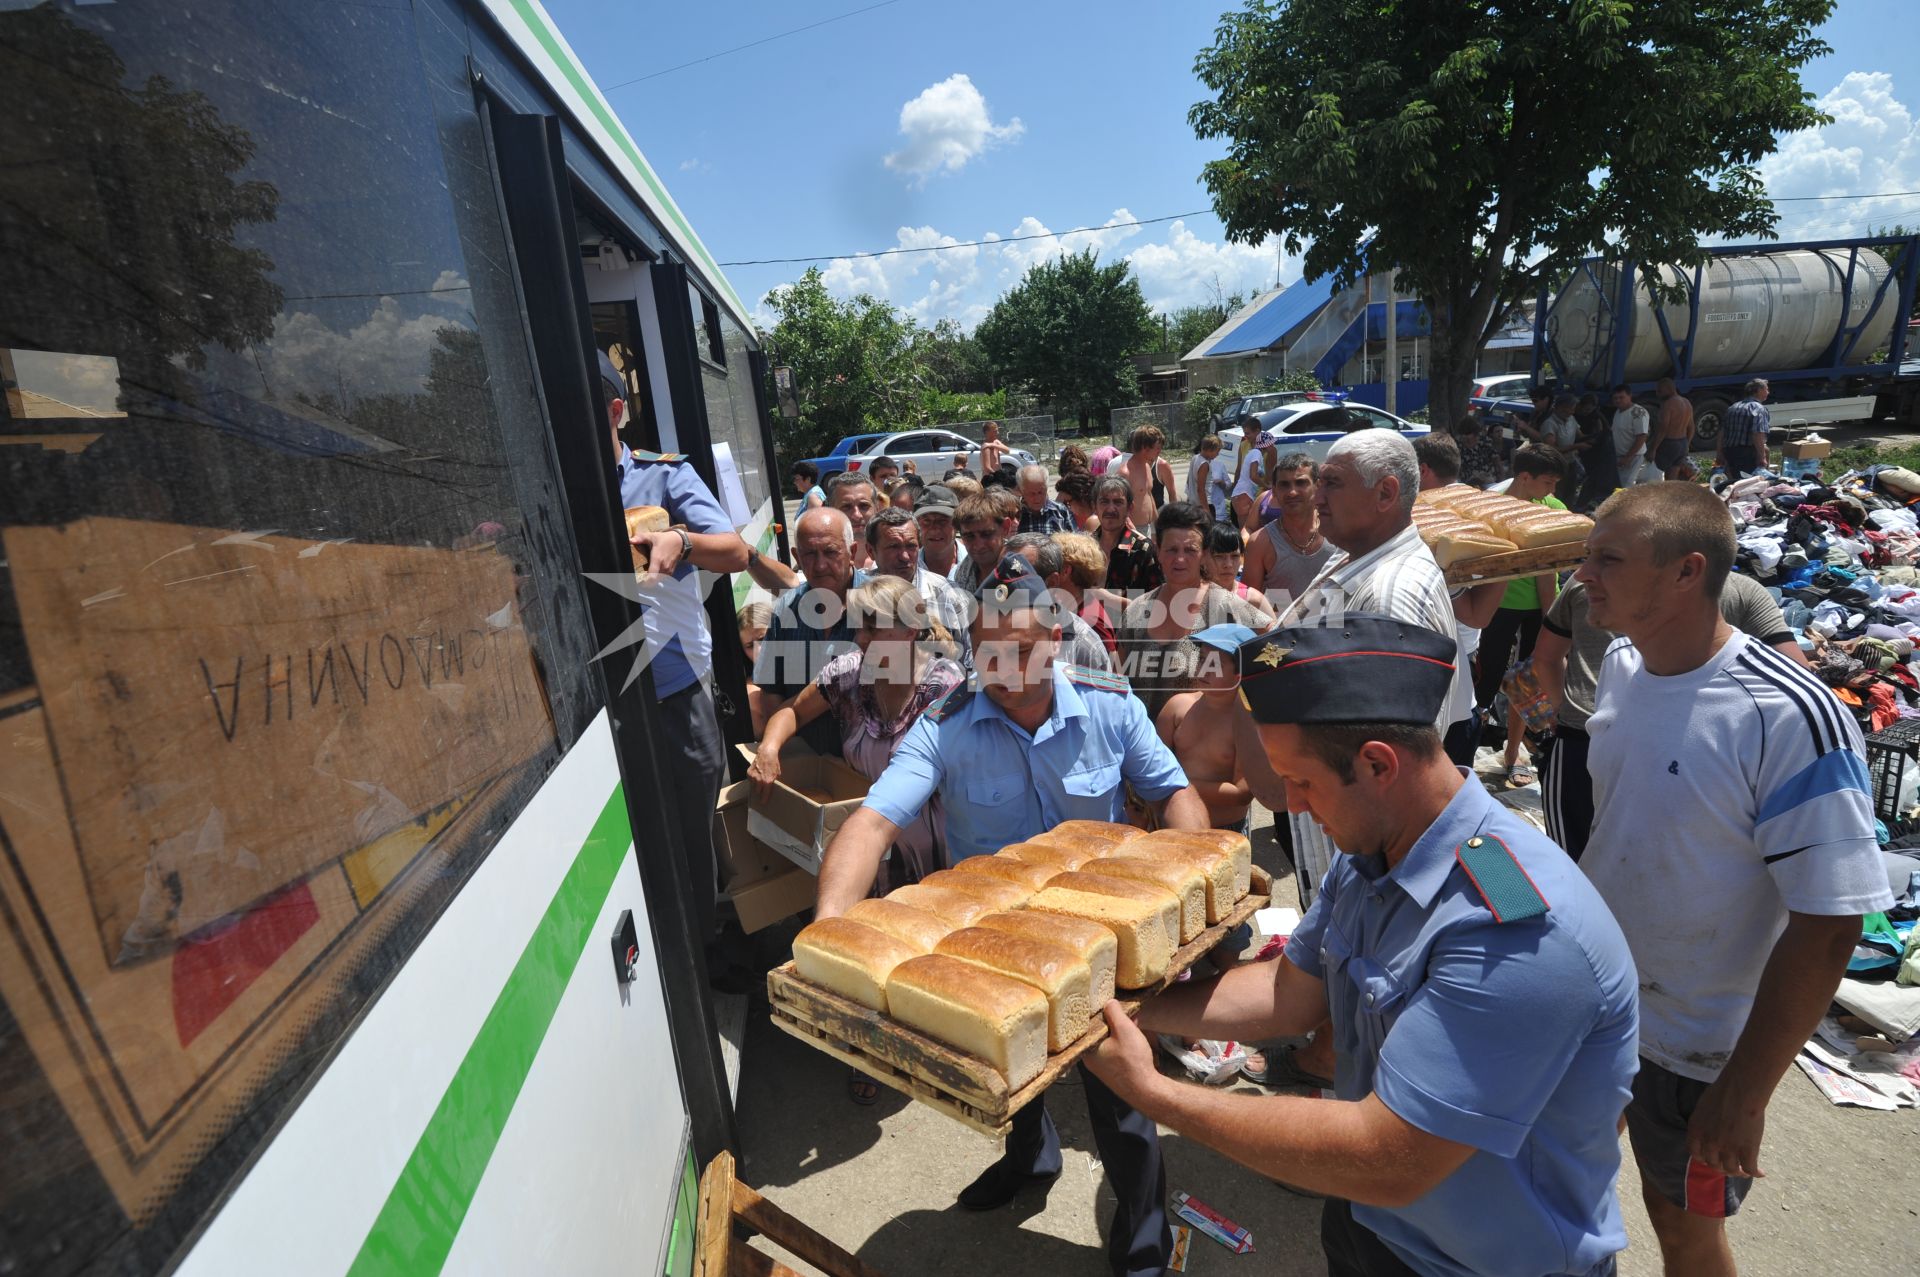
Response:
[1114,502,1266,721]
[1055,469,1096,528]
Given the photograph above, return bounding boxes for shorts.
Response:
[1654,437,1690,472]
[1623,1058,1754,1218]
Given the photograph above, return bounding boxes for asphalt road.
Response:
[729,789,1920,1276]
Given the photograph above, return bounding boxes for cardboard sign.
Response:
[4,517,556,966]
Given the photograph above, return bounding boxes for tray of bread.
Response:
[1414,485,1593,587]
[767,821,1270,1136]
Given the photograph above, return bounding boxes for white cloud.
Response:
[883,74,1023,185]
[1760,71,1920,239]
[802,211,1291,331]
[264,297,463,403]
[678,157,712,174]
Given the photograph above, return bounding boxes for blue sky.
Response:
[543,0,1920,331]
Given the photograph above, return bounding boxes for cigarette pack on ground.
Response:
[1171,1190,1254,1253]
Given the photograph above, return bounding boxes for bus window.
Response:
[0,3,597,1268]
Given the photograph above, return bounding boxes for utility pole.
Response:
[1382,269,1399,417]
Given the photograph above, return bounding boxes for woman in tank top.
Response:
[1240,451,1335,612]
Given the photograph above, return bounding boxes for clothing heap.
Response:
[1720,464,1920,734]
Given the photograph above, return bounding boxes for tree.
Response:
[976,249,1158,429]
[759,268,928,461]
[1190,0,1836,431]
[1162,293,1246,360]
[914,318,995,393]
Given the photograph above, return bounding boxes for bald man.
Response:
[752,508,867,755]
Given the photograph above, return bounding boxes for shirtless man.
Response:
[979,420,1008,475]
[1117,423,1179,531]
[1155,624,1257,831]
[1653,377,1695,480]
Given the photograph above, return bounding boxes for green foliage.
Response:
[976,249,1158,428]
[914,318,995,392]
[1161,292,1248,358]
[759,267,930,462]
[920,386,1007,425]
[1190,0,1837,429]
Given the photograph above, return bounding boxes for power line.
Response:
[718,209,1214,266]
[602,0,906,90]
[719,190,1920,269]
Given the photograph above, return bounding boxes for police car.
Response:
[1218,395,1429,463]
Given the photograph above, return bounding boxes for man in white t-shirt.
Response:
[1576,483,1890,1277]
[1609,385,1654,487]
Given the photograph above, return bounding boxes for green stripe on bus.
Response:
[347,785,633,1276]
[503,0,750,321]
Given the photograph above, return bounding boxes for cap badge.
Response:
[1253,643,1288,669]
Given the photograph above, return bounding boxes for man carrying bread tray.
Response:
[1088,614,1639,1277]
[603,352,752,962]
[817,553,1211,1277]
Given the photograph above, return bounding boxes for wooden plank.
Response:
[732,1180,887,1277]
[695,1151,736,1277]
[1443,542,1586,587]
[729,1247,803,1277]
[769,866,1273,1134]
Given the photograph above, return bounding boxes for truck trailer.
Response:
[1533,232,1920,445]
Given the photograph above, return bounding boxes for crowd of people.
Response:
[623,366,1887,1277]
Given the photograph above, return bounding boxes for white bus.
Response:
[0,1,781,1272]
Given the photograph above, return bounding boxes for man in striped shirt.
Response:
[1715,378,1772,479]
[1578,483,1889,1277]
[1234,429,1455,1091]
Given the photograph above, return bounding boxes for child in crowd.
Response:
[1155,622,1256,833]
[889,474,925,510]
[738,601,773,738]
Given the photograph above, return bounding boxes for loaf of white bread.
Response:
[935,927,1092,1052]
[1089,855,1208,943]
[791,917,920,1012]
[844,898,953,953]
[1048,819,1144,851]
[885,954,1050,1089]
[1045,871,1182,957]
[974,909,1118,1009]
[1415,485,1591,556]
[1001,839,1099,872]
[948,855,1058,892]
[1131,828,1254,917]
[1024,886,1172,988]
[887,882,993,927]
[918,869,1033,913]
[624,505,669,573]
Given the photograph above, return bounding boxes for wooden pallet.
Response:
[695,1150,885,1277]
[1443,541,1586,587]
[767,867,1273,1137]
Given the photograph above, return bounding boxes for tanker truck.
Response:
[1530,231,1920,446]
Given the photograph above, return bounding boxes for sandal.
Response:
[1240,1044,1332,1090]
[1506,763,1536,788]
[847,1070,879,1106]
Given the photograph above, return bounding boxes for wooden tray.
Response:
[767,866,1273,1136]
[1443,541,1586,587]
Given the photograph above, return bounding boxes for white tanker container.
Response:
[1548,248,1902,385]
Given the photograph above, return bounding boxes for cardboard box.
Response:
[713,778,816,932]
[1785,436,1832,461]
[737,745,869,875]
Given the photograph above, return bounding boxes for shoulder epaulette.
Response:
[1063,664,1130,693]
[924,683,974,723]
[1454,833,1549,923]
[629,449,687,463]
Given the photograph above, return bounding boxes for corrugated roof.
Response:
[1186,275,1338,360]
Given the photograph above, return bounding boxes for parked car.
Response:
[1209,389,1323,433]
[793,432,891,484]
[1219,400,1430,465]
[1471,372,1535,400]
[841,428,1038,479]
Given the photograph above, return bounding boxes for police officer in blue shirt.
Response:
[816,554,1211,1277]
[603,353,750,945]
[1087,614,1640,1277]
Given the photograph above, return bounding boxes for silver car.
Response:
[1219,401,1430,465]
[842,428,1038,478]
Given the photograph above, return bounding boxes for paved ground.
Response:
[728,771,1920,1275]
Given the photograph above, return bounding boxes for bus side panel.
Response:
[173,714,686,1275]
[443,845,688,1275]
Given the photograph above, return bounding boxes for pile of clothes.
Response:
[1721,464,1920,733]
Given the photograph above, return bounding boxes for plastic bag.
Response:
[1157,1035,1249,1085]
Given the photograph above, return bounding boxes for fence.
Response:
[932,414,1060,464]
[1108,402,1187,447]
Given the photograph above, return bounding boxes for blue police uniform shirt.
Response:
[1287,777,1639,1277]
[617,445,733,699]
[863,664,1188,861]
